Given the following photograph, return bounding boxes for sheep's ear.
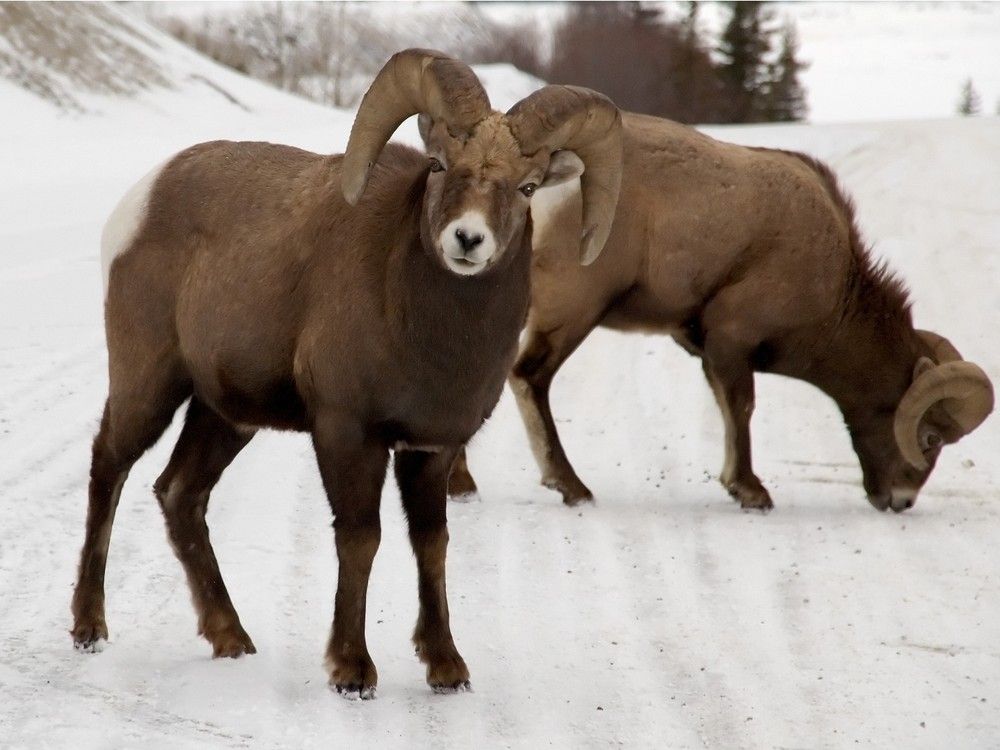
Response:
[540,150,584,188]
[418,114,433,146]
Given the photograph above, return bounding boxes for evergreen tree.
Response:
[957,78,981,116]
[764,23,808,122]
[717,1,775,122]
[670,1,722,123]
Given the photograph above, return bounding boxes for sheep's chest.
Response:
[378,340,516,448]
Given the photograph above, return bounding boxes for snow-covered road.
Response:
[1,62,998,750]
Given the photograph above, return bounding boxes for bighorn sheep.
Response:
[71,49,622,697]
[450,113,993,513]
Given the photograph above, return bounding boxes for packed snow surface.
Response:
[1,10,999,749]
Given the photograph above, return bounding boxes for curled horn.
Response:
[342,49,491,205]
[916,329,962,364]
[507,85,624,265]
[894,331,994,469]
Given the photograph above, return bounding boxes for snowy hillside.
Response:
[2,7,999,750]
[0,2,338,118]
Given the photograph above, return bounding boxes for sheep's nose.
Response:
[455,227,484,254]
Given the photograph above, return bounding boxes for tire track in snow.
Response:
[569,507,710,747]
[0,334,106,526]
[584,327,838,746]
[0,332,104,410]
[0,343,106,479]
[0,652,254,749]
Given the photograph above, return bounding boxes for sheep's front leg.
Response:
[395,448,470,693]
[312,414,389,699]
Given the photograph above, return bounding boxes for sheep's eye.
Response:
[428,158,445,173]
[921,431,943,452]
[519,182,538,197]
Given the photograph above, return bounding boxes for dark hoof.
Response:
[207,625,257,658]
[415,639,471,692]
[563,491,595,507]
[431,680,472,694]
[447,471,479,500]
[726,481,774,512]
[71,621,108,653]
[448,490,481,504]
[334,683,377,701]
[327,653,378,700]
[542,476,594,506]
[426,654,471,691]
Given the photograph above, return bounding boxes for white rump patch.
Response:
[101,159,168,295]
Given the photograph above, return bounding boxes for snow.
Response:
[2,8,999,750]
[776,1,1000,123]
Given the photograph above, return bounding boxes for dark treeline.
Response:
[473,1,808,124]
[157,1,807,125]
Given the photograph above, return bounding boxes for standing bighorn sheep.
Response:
[451,113,993,513]
[71,49,622,697]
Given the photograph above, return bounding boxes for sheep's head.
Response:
[342,49,623,276]
[852,330,993,512]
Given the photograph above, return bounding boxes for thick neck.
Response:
[382,181,532,383]
[398,239,531,359]
[802,301,922,422]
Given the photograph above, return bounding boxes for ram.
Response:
[450,114,992,513]
[70,49,622,697]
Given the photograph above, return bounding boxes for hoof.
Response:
[542,476,594,506]
[431,679,472,695]
[333,683,377,701]
[422,651,471,692]
[448,491,481,504]
[327,653,378,700]
[725,481,774,512]
[71,620,109,653]
[207,625,257,659]
[414,635,470,692]
[447,465,479,500]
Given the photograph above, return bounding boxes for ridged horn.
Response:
[342,49,491,205]
[916,329,962,364]
[894,358,994,470]
[507,85,623,265]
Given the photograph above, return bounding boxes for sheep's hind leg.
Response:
[153,397,256,658]
[446,447,479,502]
[396,448,470,693]
[72,370,191,651]
[701,359,773,512]
[510,322,597,506]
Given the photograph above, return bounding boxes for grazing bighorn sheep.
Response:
[450,113,993,513]
[71,49,622,697]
